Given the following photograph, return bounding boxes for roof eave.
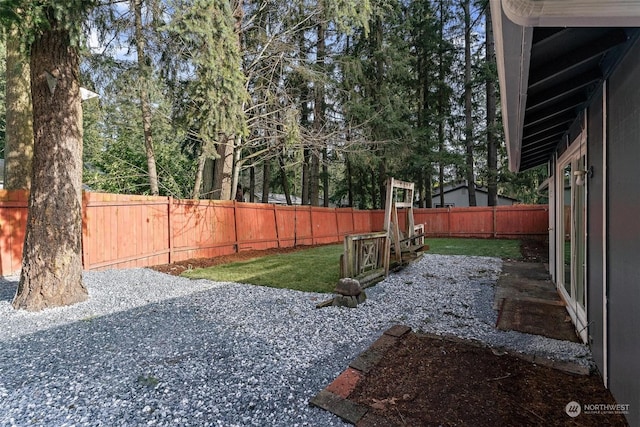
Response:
[491,0,532,172]
[502,0,640,27]
[492,0,640,173]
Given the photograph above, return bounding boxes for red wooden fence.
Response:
[0,190,548,276]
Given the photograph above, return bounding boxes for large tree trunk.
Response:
[4,29,34,190]
[486,6,498,206]
[463,0,477,206]
[13,26,87,311]
[212,139,233,200]
[134,0,159,196]
[192,149,207,199]
[202,157,214,199]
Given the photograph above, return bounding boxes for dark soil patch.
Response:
[519,238,549,263]
[350,333,628,427]
[150,246,323,276]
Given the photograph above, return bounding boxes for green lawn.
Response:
[427,238,521,259]
[182,238,523,293]
[182,244,344,293]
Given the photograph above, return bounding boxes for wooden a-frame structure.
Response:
[383,177,425,264]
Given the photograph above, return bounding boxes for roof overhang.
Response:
[491,0,640,172]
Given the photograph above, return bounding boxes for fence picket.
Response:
[0,190,548,276]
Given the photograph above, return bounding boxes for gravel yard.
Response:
[0,254,591,426]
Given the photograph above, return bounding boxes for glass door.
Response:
[556,138,588,342]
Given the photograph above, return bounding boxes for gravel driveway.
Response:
[0,254,591,426]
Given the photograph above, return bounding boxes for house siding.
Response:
[586,88,605,378]
[606,36,640,427]
[432,188,516,207]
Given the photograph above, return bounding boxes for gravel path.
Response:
[0,254,591,426]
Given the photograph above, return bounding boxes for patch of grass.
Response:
[182,238,522,293]
[426,238,521,259]
[137,374,159,388]
[182,244,344,293]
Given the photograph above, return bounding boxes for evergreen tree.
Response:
[166,0,248,200]
[2,0,96,310]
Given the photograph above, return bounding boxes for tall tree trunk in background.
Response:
[278,155,292,205]
[249,164,255,202]
[4,30,34,190]
[422,172,432,208]
[302,148,310,204]
[212,138,233,199]
[192,150,207,199]
[486,5,498,206]
[417,36,432,209]
[133,0,159,195]
[346,155,353,207]
[378,162,386,209]
[202,157,214,199]
[261,160,270,203]
[218,0,245,201]
[437,1,446,209]
[372,16,386,210]
[463,0,477,206]
[309,151,319,205]
[14,25,87,311]
[298,4,311,206]
[322,148,329,207]
[369,169,377,209]
[310,18,326,207]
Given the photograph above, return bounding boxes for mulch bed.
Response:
[150,246,318,276]
[347,331,627,426]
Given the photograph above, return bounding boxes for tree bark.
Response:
[192,149,207,199]
[309,18,326,207]
[4,29,34,190]
[463,0,477,206]
[261,160,271,203]
[212,139,233,200]
[486,6,498,206]
[249,164,255,202]
[438,0,446,209]
[346,156,353,207]
[322,147,329,207]
[202,157,214,199]
[13,26,88,311]
[278,154,292,205]
[134,0,159,196]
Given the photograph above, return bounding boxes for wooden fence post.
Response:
[274,204,281,248]
[493,206,498,238]
[232,200,239,253]
[82,191,89,271]
[167,196,174,264]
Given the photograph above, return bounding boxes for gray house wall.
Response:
[586,88,605,380]
[606,36,640,426]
